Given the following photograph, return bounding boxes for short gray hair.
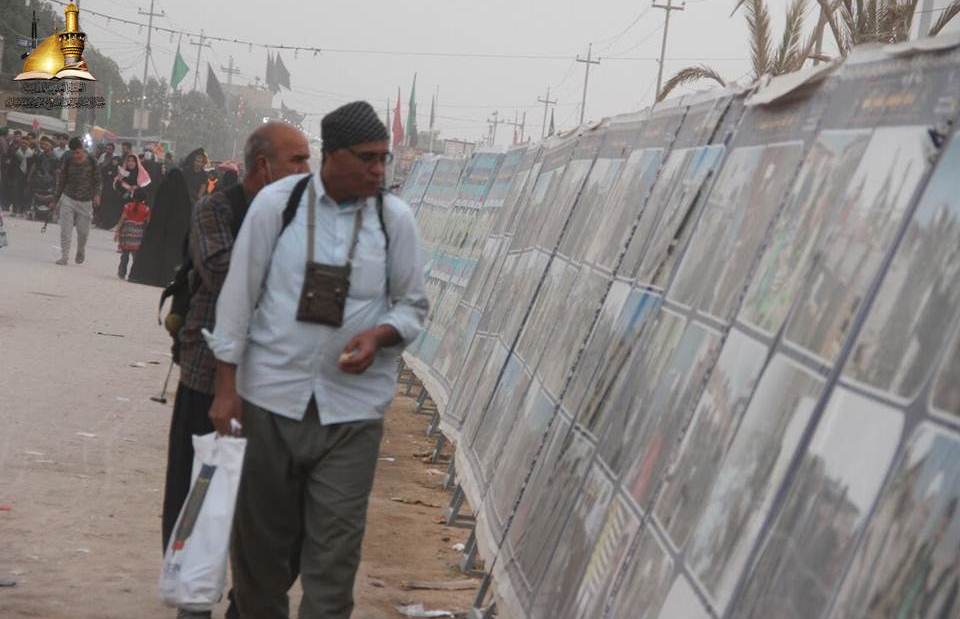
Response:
[243,123,282,174]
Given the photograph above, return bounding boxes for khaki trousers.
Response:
[232,399,383,619]
[58,194,93,261]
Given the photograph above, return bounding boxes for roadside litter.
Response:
[395,603,454,618]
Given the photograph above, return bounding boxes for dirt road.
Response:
[0,217,475,618]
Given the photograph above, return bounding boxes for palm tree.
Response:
[818,0,960,52]
[931,1,960,35]
[657,0,960,102]
[658,0,816,101]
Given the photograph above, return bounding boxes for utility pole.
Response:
[386,97,391,143]
[190,29,211,92]
[486,111,500,146]
[537,85,557,138]
[576,43,600,125]
[429,86,439,154]
[499,112,524,145]
[220,55,240,87]
[136,0,164,148]
[222,56,241,160]
[917,0,935,38]
[813,9,827,65]
[653,0,685,102]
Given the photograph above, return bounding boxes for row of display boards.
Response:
[398,39,960,619]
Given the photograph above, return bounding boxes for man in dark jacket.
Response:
[55,137,100,265]
[27,136,59,220]
[162,123,309,619]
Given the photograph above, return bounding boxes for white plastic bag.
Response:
[159,433,246,611]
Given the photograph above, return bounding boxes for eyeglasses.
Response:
[347,148,393,165]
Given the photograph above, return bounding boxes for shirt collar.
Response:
[313,170,368,212]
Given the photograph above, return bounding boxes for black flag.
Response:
[275,53,291,90]
[206,63,225,109]
[266,51,279,93]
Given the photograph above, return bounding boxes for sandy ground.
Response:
[0,216,476,618]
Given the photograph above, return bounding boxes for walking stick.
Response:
[150,358,175,404]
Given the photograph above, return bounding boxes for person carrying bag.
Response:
[159,432,246,616]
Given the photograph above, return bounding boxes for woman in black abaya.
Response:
[127,168,193,287]
[97,155,123,229]
[181,148,209,205]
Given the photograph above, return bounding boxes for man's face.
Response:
[106,144,115,156]
[71,147,86,163]
[40,140,52,154]
[121,144,131,155]
[267,129,311,180]
[58,136,67,148]
[326,141,389,199]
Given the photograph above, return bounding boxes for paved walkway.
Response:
[0,216,475,618]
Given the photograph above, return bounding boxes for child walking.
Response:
[115,187,150,280]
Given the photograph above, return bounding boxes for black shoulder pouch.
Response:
[295,178,362,327]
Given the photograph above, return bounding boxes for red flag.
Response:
[392,88,404,149]
[32,118,40,131]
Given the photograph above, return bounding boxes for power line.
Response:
[594,6,654,50]
[48,2,579,60]
[603,23,664,59]
[51,0,735,65]
[603,55,747,61]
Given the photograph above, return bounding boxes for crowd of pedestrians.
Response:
[0,126,238,284]
[1,105,428,619]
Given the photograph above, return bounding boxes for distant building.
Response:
[223,84,274,115]
[443,138,476,158]
[417,130,444,154]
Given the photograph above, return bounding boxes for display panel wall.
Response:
[399,40,960,619]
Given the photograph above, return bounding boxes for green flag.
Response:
[406,73,418,147]
[171,44,189,90]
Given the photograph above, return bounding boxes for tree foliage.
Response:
[657,66,726,103]
[658,0,960,102]
[1,0,247,159]
[164,90,233,160]
[817,0,960,52]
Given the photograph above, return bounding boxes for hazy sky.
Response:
[72,0,959,145]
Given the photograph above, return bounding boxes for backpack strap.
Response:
[281,174,312,233]
[376,191,390,252]
[376,191,392,301]
[254,174,312,309]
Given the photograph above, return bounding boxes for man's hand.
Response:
[339,330,379,374]
[93,195,101,208]
[209,361,242,435]
[338,324,402,375]
[209,392,243,435]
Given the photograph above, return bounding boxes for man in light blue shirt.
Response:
[205,101,428,618]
